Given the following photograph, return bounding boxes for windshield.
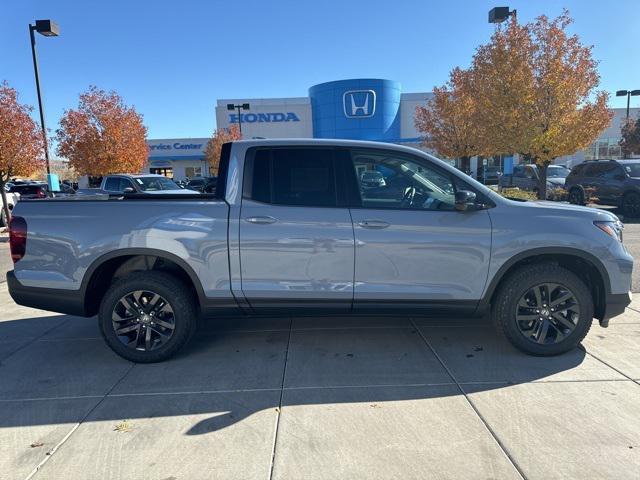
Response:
[134,177,182,191]
[623,163,640,177]
[547,166,570,178]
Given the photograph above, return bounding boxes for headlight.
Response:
[594,220,623,242]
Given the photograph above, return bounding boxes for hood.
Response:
[143,189,200,195]
[506,198,620,222]
[547,177,566,186]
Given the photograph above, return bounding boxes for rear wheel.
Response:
[622,192,640,218]
[98,271,198,363]
[493,264,593,356]
[568,187,585,205]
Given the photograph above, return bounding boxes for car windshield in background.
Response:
[134,177,182,191]
[623,163,640,178]
[548,166,570,178]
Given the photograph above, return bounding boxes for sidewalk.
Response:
[1,283,639,479]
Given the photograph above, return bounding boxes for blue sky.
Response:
[2,0,639,142]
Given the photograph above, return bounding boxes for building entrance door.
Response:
[150,167,173,178]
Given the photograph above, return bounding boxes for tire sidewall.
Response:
[99,271,197,363]
[496,265,593,356]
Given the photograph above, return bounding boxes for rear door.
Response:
[345,147,492,311]
[238,147,355,311]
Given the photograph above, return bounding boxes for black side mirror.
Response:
[455,190,477,211]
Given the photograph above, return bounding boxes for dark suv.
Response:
[566,159,640,216]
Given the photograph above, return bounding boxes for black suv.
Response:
[186,176,217,193]
[566,159,640,216]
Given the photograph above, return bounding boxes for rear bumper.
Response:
[7,271,87,316]
[600,291,632,327]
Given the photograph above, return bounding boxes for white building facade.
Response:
[146,78,637,181]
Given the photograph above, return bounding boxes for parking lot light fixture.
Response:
[29,19,59,178]
[488,7,516,23]
[616,89,640,120]
[226,103,250,134]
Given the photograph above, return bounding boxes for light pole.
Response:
[227,103,250,134]
[29,19,59,177]
[616,89,640,120]
[488,6,517,23]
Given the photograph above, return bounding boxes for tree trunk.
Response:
[538,161,549,200]
[0,181,11,228]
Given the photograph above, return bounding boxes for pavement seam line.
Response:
[23,362,137,480]
[268,317,294,480]
[409,318,527,480]
[0,316,73,362]
[582,347,640,387]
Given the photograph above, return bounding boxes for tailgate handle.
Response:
[245,216,277,225]
[358,220,390,229]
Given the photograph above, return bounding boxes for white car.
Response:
[1,190,20,227]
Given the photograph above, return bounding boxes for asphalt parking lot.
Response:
[0,216,639,479]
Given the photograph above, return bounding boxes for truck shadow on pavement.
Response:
[0,313,592,434]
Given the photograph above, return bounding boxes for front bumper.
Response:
[7,271,87,316]
[599,291,632,327]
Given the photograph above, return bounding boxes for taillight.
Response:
[36,188,46,198]
[9,216,27,263]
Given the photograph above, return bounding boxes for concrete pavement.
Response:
[1,283,639,480]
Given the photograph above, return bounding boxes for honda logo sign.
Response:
[343,90,376,118]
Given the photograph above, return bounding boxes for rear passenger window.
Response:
[247,148,338,207]
[104,177,120,191]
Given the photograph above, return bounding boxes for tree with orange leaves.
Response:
[620,116,640,159]
[473,11,612,199]
[204,125,242,175]
[0,81,45,224]
[56,86,148,176]
[415,68,481,173]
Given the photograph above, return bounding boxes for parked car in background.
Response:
[360,171,386,188]
[7,183,49,200]
[566,159,640,216]
[100,174,199,195]
[186,176,217,193]
[478,166,502,185]
[0,190,20,226]
[7,139,632,363]
[499,164,570,194]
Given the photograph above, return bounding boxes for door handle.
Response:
[358,220,390,229]
[245,216,277,225]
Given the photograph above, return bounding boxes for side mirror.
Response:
[455,190,477,211]
[123,187,135,193]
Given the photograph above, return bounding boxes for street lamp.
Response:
[488,6,517,23]
[29,19,59,178]
[227,103,250,134]
[616,89,640,120]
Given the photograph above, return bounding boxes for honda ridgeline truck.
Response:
[7,140,633,362]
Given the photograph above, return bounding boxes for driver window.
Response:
[350,150,458,210]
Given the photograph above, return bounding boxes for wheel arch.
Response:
[482,247,610,320]
[81,248,206,317]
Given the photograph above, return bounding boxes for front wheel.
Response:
[98,271,198,363]
[622,192,640,218]
[568,187,585,205]
[493,264,593,356]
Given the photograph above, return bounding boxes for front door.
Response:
[239,147,355,311]
[345,148,492,311]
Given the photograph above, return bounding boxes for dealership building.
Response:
[144,78,638,180]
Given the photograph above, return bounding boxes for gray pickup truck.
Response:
[7,139,633,362]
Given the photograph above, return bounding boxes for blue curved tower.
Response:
[309,79,401,141]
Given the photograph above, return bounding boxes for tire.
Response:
[98,271,198,363]
[493,263,593,356]
[568,187,585,205]
[622,191,640,218]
